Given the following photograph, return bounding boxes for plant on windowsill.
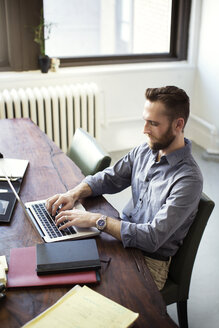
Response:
[33,9,54,73]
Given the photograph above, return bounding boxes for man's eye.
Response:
[150,121,158,126]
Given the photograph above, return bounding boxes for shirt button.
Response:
[139,198,142,201]
[129,215,132,219]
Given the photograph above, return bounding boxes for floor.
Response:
[104,142,219,328]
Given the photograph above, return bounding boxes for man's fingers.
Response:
[55,212,76,229]
[58,220,74,230]
[46,194,60,214]
[46,194,71,216]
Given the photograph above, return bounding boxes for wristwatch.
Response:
[96,215,107,231]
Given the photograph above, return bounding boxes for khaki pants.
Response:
[144,256,171,291]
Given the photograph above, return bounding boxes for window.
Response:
[0,0,191,71]
[44,0,191,67]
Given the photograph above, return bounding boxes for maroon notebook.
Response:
[7,246,99,288]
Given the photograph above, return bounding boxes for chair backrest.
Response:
[67,128,111,176]
[167,192,215,300]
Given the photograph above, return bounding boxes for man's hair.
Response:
[145,86,190,129]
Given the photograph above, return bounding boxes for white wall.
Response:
[0,63,195,152]
[188,0,219,154]
[1,0,218,153]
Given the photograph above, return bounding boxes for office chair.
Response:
[67,128,111,176]
[161,193,215,328]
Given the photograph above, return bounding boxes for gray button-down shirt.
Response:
[83,138,203,257]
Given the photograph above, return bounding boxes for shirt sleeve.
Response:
[120,174,203,255]
[83,147,138,196]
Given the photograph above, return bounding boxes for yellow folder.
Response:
[22,285,139,328]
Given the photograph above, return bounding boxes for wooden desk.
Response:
[0,119,177,328]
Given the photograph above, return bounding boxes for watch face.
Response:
[98,219,105,227]
[96,215,107,231]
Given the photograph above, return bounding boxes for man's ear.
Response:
[175,118,184,131]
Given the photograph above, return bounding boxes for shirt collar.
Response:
[165,138,192,166]
[151,138,192,166]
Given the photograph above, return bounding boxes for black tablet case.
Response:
[36,239,101,275]
[0,179,22,223]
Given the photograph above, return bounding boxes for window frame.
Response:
[59,0,192,68]
[0,0,191,71]
[0,0,42,72]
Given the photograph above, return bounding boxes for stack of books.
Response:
[7,239,101,287]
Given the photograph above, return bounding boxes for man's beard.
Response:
[147,125,176,151]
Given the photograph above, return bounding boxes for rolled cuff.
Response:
[82,176,100,196]
[121,220,137,248]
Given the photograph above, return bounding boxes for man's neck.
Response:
[158,135,185,159]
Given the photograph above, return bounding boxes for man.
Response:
[46,86,203,290]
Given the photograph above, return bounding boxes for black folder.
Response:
[0,157,28,223]
[0,179,22,223]
[36,239,101,275]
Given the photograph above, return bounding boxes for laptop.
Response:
[4,173,100,243]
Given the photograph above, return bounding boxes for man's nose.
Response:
[143,121,150,134]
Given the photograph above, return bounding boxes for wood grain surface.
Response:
[0,118,177,328]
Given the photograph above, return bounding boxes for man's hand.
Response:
[55,209,100,230]
[55,208,122,241]
[46,182,92,216]
[46,192,76,217]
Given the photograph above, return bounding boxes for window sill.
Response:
[0,60,195,85]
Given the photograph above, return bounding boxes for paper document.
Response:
[0,158,29,179]
[22,285,139,328]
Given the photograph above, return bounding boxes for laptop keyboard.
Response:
[32,203,76,239]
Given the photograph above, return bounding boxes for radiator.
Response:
[0,83,100,153]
